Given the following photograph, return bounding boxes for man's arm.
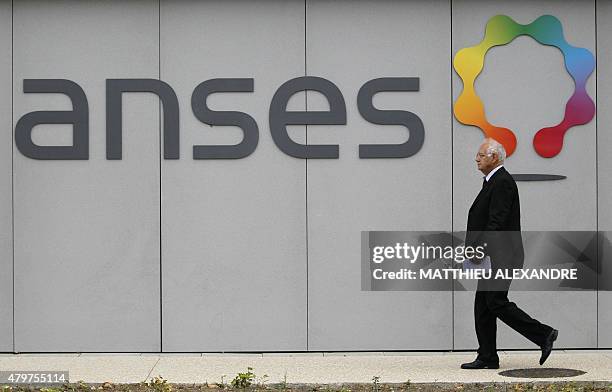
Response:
[478,178,515,265]
[485,178,514,231]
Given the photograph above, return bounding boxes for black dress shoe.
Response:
[539,329,558,365]
[460,359,500,369]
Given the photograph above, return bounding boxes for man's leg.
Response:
[474,290,499,363]
[484,290,553,346]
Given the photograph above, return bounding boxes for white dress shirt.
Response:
[485,164,504,182]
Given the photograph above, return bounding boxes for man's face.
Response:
[475,142,498,174]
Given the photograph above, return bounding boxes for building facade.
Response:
[0,0,610,352]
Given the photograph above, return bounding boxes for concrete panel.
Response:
[13,0,160,351]
[596,0,612,348]
[0,0,12,352]
[597,232,612,348]
[452,0,597,350]
[306,0,453,351]
[160,0,307,351]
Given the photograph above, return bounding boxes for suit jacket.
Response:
[466,166,524,270]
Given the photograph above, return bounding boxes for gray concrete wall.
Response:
[160,0,307,352]
[452,0,597,351]
[0,0,609,352]
[0,0,12,352]
[12,0,161,352]
[306,0,453,351]
[597,0,612,348]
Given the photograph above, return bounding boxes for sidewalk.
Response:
[1,350,612,385]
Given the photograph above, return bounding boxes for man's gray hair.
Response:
[484,138,506,162]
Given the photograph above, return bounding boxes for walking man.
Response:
[461,138,559,370]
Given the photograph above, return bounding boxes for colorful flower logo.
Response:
[453,15,595,158]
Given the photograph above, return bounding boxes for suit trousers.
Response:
[474,282,554,362]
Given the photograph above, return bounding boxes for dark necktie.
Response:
[482,178,487,189]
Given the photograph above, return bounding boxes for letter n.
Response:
[106,79,179,160]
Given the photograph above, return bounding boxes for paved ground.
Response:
[0,350,611,385]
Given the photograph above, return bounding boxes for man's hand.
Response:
[463,255,492,271]
[471,252,487,264]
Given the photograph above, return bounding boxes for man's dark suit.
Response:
[466,166,553,363]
